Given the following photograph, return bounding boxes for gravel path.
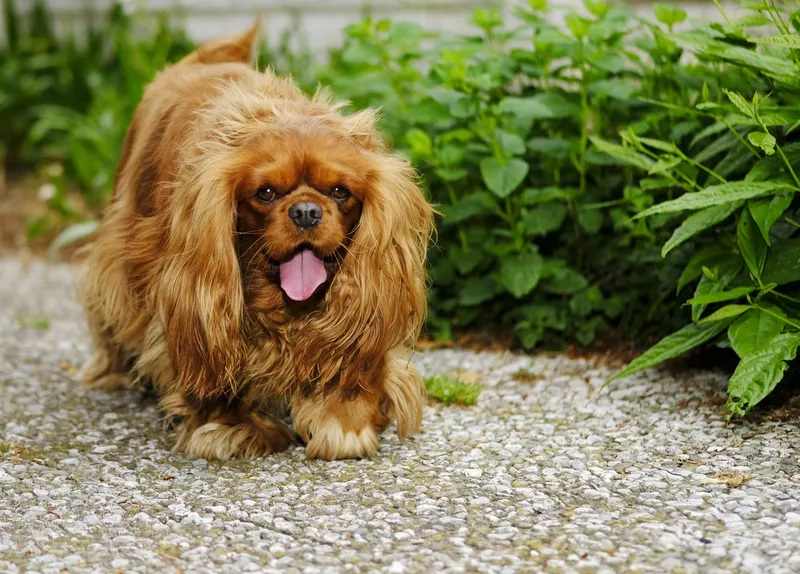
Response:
[2,258,800,574]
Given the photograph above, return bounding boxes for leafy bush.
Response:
[602,1,800,417]
[4,0,800,415]
[320,3,700,348]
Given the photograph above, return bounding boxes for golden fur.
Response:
[78,24,434,461]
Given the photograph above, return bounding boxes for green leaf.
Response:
[405,128,432,157]
[636,182,798,218]
[677,245,732,293]
[589,79,638,100]
[728,307,785,358]
[459,276,497,306]
[47,220,99,260]
[542,268,588,294]
[499,250,544,298]
[662,202,742,257]
[726,332,800,416]
[691,258,742,321]
[748,34,800,48]
[748,194,793,245]
[699,305,752,324]
[523,202,568,236]
[686,286,757,305]
[762,240,800,285]
[606,319,733,383]
[724,89,753,118]
[449,246,484,275]
[527,138,578,158]
[653,3,687,26]
[737,209,767,280]
[440,193,493,225]
[747,131,776,155]
[648,155,681,175]
[496,130,526,157]
[498,93,580,120]
[589,136,654,171]
[480,158,529,198]
[521,187,580,204]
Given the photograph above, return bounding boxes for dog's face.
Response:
[233,128,377,303]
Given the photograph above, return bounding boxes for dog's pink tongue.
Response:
[279,249,327,301]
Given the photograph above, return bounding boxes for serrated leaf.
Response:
[686,286,757,305]
[542,268,588,294]
[747,131,776,155]
[726,332,800,416]
[589,136,654,171]
[748,194,792,246]
[737,209,767,279]
[724,89,753,118]
[748,34,800,48]
[728,307,785,358]
[499,250,544,298]
[606,319,733,384]
[699,305,752,324]
[648,155,681,175]
[523,202,568,236]
[662,202,742,257]
[480,158,529,198]
[636,182,798,218]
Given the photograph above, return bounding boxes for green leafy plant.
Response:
[424,375,483,405]
[604,0,800,417]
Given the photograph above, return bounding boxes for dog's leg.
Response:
[292,349,425,460]
[159,392,296,460]
[80,318,130,392]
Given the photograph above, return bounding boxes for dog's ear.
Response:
[157,157,245,400]
[316,153,434,419]
[181,19,261,66]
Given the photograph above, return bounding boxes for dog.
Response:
[78,23,434,461]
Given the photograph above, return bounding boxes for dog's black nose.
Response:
[288,202,323,229]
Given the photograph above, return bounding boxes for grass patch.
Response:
[424,375,483,406]
[16,315,51,330]
[0,443,10,455]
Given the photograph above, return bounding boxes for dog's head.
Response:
[156,25,433,394]
[233,128,372,303]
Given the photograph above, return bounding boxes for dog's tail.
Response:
[180,18,261,66]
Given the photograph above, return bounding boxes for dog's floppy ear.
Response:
[317,153,434,407]
[157,155,245,400]
[180,19,261,65]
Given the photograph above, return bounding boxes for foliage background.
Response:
[3,0,800,416]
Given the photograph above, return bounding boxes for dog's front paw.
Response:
[174,414,297,461]
[304,419,379,460]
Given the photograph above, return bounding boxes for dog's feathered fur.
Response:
[78,24,434,460]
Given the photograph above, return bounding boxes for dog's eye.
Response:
[256,186,276,203]
[331,186,350,201]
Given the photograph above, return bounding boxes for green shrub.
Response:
[601,1,800,417]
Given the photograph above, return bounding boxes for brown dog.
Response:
[78,24,434,460]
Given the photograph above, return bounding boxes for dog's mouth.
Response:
[268,246,340,302]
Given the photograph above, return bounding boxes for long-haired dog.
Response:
[78,24,434,460]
